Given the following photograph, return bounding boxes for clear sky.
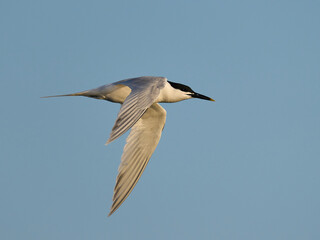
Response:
[1,0,319,239]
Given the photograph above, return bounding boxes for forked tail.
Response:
[41,90,91,98]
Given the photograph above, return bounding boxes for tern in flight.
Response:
[43,76,214,216]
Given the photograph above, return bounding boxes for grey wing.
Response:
[106,77,166,144]
[108,103,167,216]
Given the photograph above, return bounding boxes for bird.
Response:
[42,76,214,216]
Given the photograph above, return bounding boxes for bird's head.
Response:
[167,81,215,102]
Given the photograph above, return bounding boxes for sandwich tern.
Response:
[43,76,214,216]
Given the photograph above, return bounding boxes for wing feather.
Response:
[108,103,167,216]
[106,77,166,144]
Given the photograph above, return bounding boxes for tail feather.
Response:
[41,91,90,98]
[42,84,117,100]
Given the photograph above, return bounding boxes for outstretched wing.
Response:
[108,103,167,216]
[106,77,166,144]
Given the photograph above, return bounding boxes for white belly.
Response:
[94,84,131,103]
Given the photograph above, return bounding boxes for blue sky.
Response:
[1,0,319,239]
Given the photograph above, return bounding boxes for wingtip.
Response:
[108,207,116,217]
